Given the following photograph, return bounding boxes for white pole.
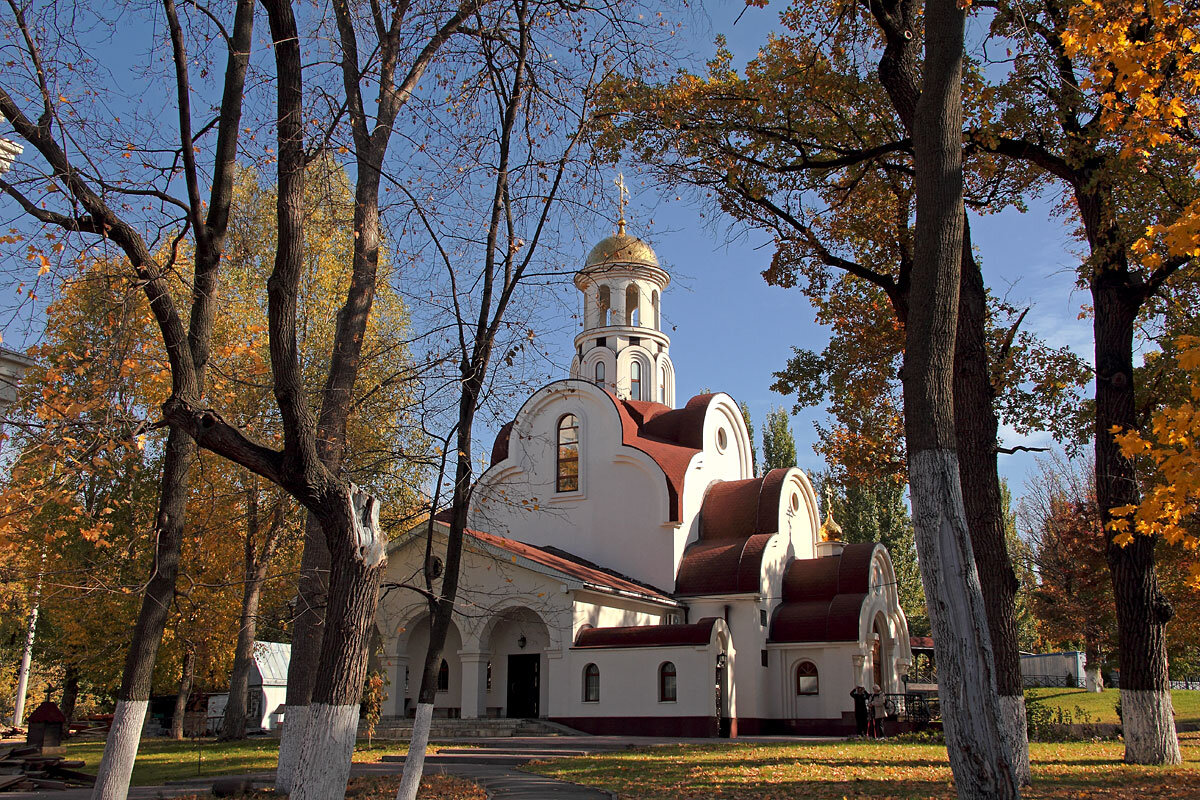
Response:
[12,595,39,726]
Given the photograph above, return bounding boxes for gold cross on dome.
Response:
[614,172,629,235]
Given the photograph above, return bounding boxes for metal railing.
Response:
[882,692,940,730]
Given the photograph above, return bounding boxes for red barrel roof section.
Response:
[490,420,515,466]
[674,468,791,596]
[769,542,878,643]
[573,617,721,649]
[608,391,713,521]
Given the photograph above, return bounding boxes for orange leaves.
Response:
[1108,336,1200,584]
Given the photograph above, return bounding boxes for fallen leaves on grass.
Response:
[528,735,1200,799]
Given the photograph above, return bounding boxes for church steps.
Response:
[363,716,563,740]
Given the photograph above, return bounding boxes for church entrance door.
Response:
[506,654,539,718]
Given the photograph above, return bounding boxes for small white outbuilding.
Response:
[207,641,290,733]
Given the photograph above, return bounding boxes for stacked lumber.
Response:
[0,744,95,792]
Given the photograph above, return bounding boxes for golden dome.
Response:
[584,232,658,269]
[819,509,844,543]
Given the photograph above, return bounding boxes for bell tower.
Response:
[570,179,674,406]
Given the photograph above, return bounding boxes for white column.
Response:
[459,653,488,719]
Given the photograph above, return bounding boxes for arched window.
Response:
[659,661,677,702]
[437,659,450,692]
[630,361,641,401]
[658,365,666,404]
[598,285,611,326]
[796,661,819,695]
[626,284,640,326]
[652,290,660,330]
[556,414,579,492]
[583,663,600,702]
[594,361,605,386]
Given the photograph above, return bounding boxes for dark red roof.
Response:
[910,636,935,650]
[674,469,790,596]
[674,534,772,595]
[462,525,674,604]
[573,617,720,649]
[490,421,515,466]
[769,542,877,643]
[605,391,709,521]
[27,701,66,723]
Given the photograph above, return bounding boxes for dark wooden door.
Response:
[506,654,539,718]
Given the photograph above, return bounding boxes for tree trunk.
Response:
[170,648,195,741]
[398,382,482,800]
[291,487,386,800]
[61,667,79,724]
[954,226,1030,785]
[1093,275,1179,764]
[92,425,194,799]
[906,0,1018,796]
[221,578,265,740]
[276,514,329,791]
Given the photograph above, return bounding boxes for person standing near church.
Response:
[869,683,887,738]
[850,685,869,737]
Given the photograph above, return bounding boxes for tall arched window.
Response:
[626,284,640,326]
[659,661,677,702]
[598,285,611,326]
[652,290,660,330]
[583,663,600,702]
[556,414,580,492]
[594,361,605,386]
[437,659,450,692]
[796,661,819,695]
[630,361,641,401]
[659,365,666,404]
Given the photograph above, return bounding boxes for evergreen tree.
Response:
[761,408,797,473]
[740,402,758,477]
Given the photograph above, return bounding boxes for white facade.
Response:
[380,229,911,736]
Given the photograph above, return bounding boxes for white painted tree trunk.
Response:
[1085,667,1104,693]
[1122,689,1181,765]
[999,694,1030,786]
[910,450,1018,799]
[395,702,434,800]
[91,699,149,800]
[275,703,309,793]
[290,703,360,800]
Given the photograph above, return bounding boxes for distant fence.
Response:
[1022,674,1079,689]
[1170,679,1200,691]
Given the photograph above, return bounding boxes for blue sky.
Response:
[0,1,1097,505]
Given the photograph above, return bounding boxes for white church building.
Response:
[378,225,912,736]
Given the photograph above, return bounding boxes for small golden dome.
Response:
[819,509,844,543]
[584,232,658,269]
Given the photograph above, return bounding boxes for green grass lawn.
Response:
[529,734,1200,799]
[1026,688,1200,725]
[59,737,419,786]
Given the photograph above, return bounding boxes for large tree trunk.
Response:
[906,0,1018,796]
[291,488,386,800]
[276,515,329,790]
[92,426,194,798]
[61,667,80,724]
[954,228,1030,785]
[1093,272,1179,764]
[870,7,1031,780]
[169,648,195,741]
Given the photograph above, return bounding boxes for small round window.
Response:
[790,493,800,512]
[716,427,728,451]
